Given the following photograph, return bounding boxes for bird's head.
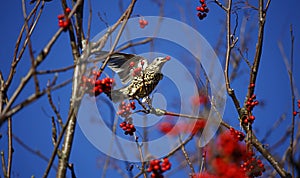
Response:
[151,56,171,70]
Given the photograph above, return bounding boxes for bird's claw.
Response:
[151,108,166,116]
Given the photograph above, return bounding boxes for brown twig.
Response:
[288,25,295,177]
[1,151,7,177]
[43,107,74,178]
[135,136,147,178]
[245,0,265,100]
[47,89,64,128]
[180,137,195,174]
[6,115,13,178]
[36,65,75,74]
[1,79,72,120]
[224,0,241,114]
[22,0,42,93]
[5,1,42,91]
[0,0,83,126]
[12,134,57,170]
[116,38,154,52]
[98,0,137,74]
[61,0,81,62]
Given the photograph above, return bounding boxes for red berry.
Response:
[154,159,160,165]
[129,61,135,67]
[200,0,205,3]
[63,20,70,28]
[139,19,148,28]
[165,164,171,170]
[196,6,202,11]
[143,20,148,25]
[165,56,171,61]
[153,165,160,170]
[139,19,143,24]
[57,14,65,20]
[249,115,255,121]
[293,111,297,116]
[198,6,205,12]
[65,7,71,13]
[202,3,207,7]
[130,101,136,110]
[197,13,204,20]
[58,19,64,27]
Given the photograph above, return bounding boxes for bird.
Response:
[93,52,170,104]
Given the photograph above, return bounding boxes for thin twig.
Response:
[213,0,227,11]
[98,0,137,75]
[1,79,72,120]
[1,151,7,177]
[6,115,12,178]
[36,65,75,74]
[47,90,64,128]
[22,0,41,93]
[135,136,147,178]
[12,134,57,170]
[224,0,241,114]
[0,0,83,126]
[116,38,153,52]
[180,137,195,174]
[287,24,295,177]
[245,0,266,100]
[5,1,42,91]
[43,108,73,178]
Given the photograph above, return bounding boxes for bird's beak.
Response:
[163,56,171,62]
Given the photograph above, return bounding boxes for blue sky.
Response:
[1,0,300,177]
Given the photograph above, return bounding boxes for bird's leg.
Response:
[133,97,150,114]
[142,96,153,109]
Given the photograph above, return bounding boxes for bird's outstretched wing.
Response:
[93,51,148,85]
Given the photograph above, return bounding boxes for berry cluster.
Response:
[242,114,256,125]
[147,158,171,178]
[241,152,265,177]
[58,7,71,29]
[117,101,136,118]
[242,94,259,124]
[246,94,259,111]
[119,121,136,136]
[139,18,148,28]
[229,127,245,141]
[81,71,114,97]
[196,0,209,20]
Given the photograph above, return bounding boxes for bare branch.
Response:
[180,138,195,174]
[0,0,84,126]
[223,0,241,114]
